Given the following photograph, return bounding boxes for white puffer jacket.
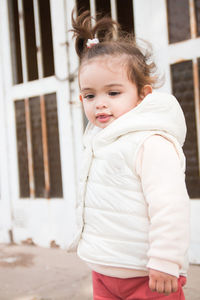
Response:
[68,92,190,278]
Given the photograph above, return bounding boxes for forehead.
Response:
[79,55,128,83]
[80,55,127,70]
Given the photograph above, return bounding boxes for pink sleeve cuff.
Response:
[147,257,179,278]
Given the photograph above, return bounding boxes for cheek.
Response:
[83,103,94,120]
[114,101,137,117]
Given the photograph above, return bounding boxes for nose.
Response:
[95,97,108,109]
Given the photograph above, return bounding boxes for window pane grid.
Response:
[15,93,63,199]
[9,0,55,84]
[116,0,134,33]
[76,0,90,13]
[195,0,200,36]
[167,0,200,43]
[15,100,30,197]
[167,0,191,43]
[76,0,134,33]
[38,0,55,77]
[29,96,45,198]
[171,60,200,198]
[17,0,29,82]
[45,94,63,198]
[8,0,23,84]
[23,0,38,81]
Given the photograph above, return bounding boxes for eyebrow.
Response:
[105,83,123,88]
[80,83,123,92]
[80,87,94,92]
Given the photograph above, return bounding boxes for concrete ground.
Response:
[0,244,199,300]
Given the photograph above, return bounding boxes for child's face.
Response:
[79,57,151,129]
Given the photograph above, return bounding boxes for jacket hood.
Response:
[83,92,187,147]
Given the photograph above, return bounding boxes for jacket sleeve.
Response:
[136,135,190,278]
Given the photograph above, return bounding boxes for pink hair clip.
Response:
[86,38,99,48]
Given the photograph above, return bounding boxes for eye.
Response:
[84,94,95,100]
[108,91,120,96]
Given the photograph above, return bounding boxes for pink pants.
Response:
[92,271,186,300]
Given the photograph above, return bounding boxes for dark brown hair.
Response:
[71,10,159,94]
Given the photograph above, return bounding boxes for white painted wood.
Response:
[133,0,171,93]
[49,0,68,81]
[189,200,200,263]
[110,0,117,21]
[0,52,12,243]
[90,0,96,21]
[50,0,79,244]
[0,0,26,243]
[0,0,81,248]
[64,0,84,198]
[33,0,44,79]
[0,0,16,243]
[13,199,73,248]
[168,38,200,64]
[134,0,200,265]
[6,0,79,247]
[10,76,58,100]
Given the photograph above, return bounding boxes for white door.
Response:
[0,0,83,248]
[133,0,200,263]
[0,39,13,243]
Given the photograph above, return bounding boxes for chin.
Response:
[97,121,113,129]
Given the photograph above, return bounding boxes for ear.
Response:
[140,85,152,100]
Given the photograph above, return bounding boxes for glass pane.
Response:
[8,0,23,84]
[195,0,200,36]
[38,0,55,77]
[96,0,111,17]
[29,97,45,197]
[45,94,63,198]
[23,0,38,81]
[15,100,30,197]
[167,0,191,43]
[171,61,200,198]
[117,0,134,33]
[76,0,90,13]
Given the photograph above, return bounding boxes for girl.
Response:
[69,11,190,300]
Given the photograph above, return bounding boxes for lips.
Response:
[96,113,112,123]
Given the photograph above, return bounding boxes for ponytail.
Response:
[71,10,119,58]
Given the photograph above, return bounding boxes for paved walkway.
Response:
[0,244,199,300]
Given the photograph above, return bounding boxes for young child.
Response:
[69,11,190,300]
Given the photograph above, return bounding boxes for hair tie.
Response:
[86,38,99,49]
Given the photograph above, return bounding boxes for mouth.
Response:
[96,113,112,123]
